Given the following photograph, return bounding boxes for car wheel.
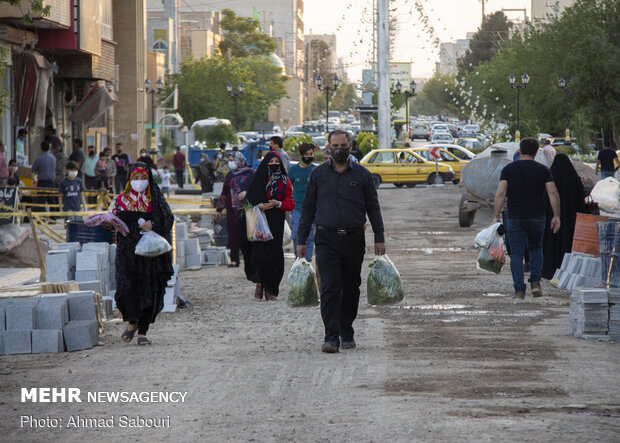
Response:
[458,192,476,227]
[453,179,460,185]
[406,183,416,188]
[394,183,404,188]
[372,175,381,189]
[427,173,444,185]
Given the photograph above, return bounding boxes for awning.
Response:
[69,82,118,127]
[13,51,54,127]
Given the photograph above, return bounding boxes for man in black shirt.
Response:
[68,138,85,179]
[493,137,561,300]
[298,130,386,353]
[596,144,618,180]
[111,142,131,192]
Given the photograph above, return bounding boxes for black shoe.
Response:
[227,263,239,268]
[321,341,339,353]
[341,339,356,350]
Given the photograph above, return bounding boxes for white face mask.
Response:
[68,171,78,179]
[228,161,236,170]
[140,152,147,157]
[131,179,148,193]
[10,166,18,173]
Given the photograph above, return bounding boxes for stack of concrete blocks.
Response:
[553,252,602,290]
[75,243,109,300]
[200,193,214,230]
[175,222,187,270]
[162,264,181,313]
[0,291,98,355]
[608,289,620,342]
[101,243,116,319]
[202,246,231,267]
[45,242,81,282]
[183,237,202,269]
[569,288,609,339]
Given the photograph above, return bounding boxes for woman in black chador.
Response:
[110,163,174,345]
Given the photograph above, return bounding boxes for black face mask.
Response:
[88,151,95,157]
[268,164,280,174]
[331,148,349,164]
[301,156,313,165]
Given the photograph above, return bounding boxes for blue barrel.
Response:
[597,221,617,283]
[66,221,114,244]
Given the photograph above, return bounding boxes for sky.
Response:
[303,0,531,83]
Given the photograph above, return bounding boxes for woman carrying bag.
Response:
[244,151,295,300]
[110,163,174,345]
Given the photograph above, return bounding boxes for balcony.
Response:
[0,0,71,29]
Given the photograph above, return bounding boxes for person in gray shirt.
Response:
[269,136,290,171]
[31,141,57,210]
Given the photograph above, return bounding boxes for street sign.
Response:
[429,146,441,160]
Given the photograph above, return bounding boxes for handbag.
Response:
[584,194,600,215]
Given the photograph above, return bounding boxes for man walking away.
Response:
[493,137,561,300]
[173,146,185,189]
[269,136,290,171]
[288,142,317,261]
[31,141,57,211]
[596,142,618,180]
[541,139,556,165]
[298,130,386,353]
[112,143,130,192]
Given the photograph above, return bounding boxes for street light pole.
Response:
[227,82,245,132]
[316,74,339,134]
[395,79,416,146]
[558,77,571,142]
[145,78,163,151]
[507,73,529,142]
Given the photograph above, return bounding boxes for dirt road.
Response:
[1,184,619,442]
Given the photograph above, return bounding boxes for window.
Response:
[398,152,415,163]
[370,151,396,164]
[101,0,112,40]
[153,40,168,54]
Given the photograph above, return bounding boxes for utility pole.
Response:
[377,0,390,151]
[481,0,486,22]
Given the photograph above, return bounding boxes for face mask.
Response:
[131,179,148,193]
[228,161,236,170]
[10,166,18,173]
[301,156,313,165]
[68,171,78,179]
[88,151,95,157]
[217,154,222,159]
[268,164,280,174]
[140,152,147,157]
[331,148,350,164]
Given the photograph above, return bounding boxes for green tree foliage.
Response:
[459,12,512,75]
[218,9,277,57]
[203,124,237,148]
[356,132,378,155]
[283,134,313,154]
[311,83,359,119]
[413,73,463,117]
[166,55,287,131]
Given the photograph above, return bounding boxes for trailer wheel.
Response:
[459,192,476,227]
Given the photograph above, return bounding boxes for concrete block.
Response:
[76,251,104,272]
[0,333,3,354]
[0,305,4,331]
[67,292,97,321]
[75,270,99,282]
[101,297,113,319]
[6,303,36,330]
[184,238,200,256]
[46,250,71,281]
[163,286,176,306]
[560,253,573,271]
[108,243,116,264]
[175,222,187,241]
[77,280,102,295]
[32,329,64,353]
[63,320,98,351]
[35,298,69,329]
[185,254,201,268]
[3,330,32,354]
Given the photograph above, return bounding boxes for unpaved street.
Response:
[1,184,619,442]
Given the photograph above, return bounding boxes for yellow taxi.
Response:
[361,149,455,188]
[409,146,469,184]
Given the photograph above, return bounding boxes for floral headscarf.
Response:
[114,165,152,213]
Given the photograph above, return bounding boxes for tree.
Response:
[218,9,277,58]
[459,11,512,75]
[165,55,287,131]
[356,132,378,155]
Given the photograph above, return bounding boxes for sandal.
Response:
[137,336,152,346]
[121,326,137,343]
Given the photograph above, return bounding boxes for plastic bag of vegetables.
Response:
[286,258,319,307]
[367,255,404,305]
[477,245,504,274]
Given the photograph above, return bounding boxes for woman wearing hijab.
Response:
[244,151,295,300]
[110,163,174,345]
[215,152,255,268]
[542,154,587,280]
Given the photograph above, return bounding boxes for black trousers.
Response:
[175,170,184,188]
[129,307,152,335]
[315,229,366,344]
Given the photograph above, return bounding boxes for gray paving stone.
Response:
[63,320,98,351]
[35,297,69,329]
[77,280,102,296]
[3,330,32,354]
[185,253,201,268]
[183,238,200,256]
[32,329,64,353]
[6,303,36,330]
[67,292,97,321]
[75,270,99,282]
[76,251,104,272]
[0,305,4,331]
[0,332,4,354]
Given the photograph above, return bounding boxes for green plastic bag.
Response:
[367,255,404,305]
[286,258,319,307]
[477,247,504,274]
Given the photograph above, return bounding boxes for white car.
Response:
[429,133,454,144]
[461,124,480,136]
[420,143,475,161]
[284,125,303,137]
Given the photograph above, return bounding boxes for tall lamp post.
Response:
[507,73,529,142]
[227,82,245,131]
[316,74,339,134]
[558,77,571,142]
[395,79,416,146]
[145,77,163,150]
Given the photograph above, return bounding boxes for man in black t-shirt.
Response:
[68,138,85,179]
[493,138,561,299]
[111,142,131,192]
[596,144,618,180]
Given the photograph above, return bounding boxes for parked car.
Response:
[457,137,485,151]
[412,146,470,183]
[361,149,455,188]
[461,124,480,136]
[446,124,459,138]
[423,144,476,161]
[284,125,303,137]
[430,133,455,144]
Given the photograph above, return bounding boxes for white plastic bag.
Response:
[246,206,273,242]
[367,255,404,305]
[591,177,620,213]
[135,230,172,257]
[286,258,319,307]
[474,222,502,248]
[283,220,292,246]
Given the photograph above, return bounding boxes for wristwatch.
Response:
[277,201,282,208]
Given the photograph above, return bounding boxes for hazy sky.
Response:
[304,0,531,82]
